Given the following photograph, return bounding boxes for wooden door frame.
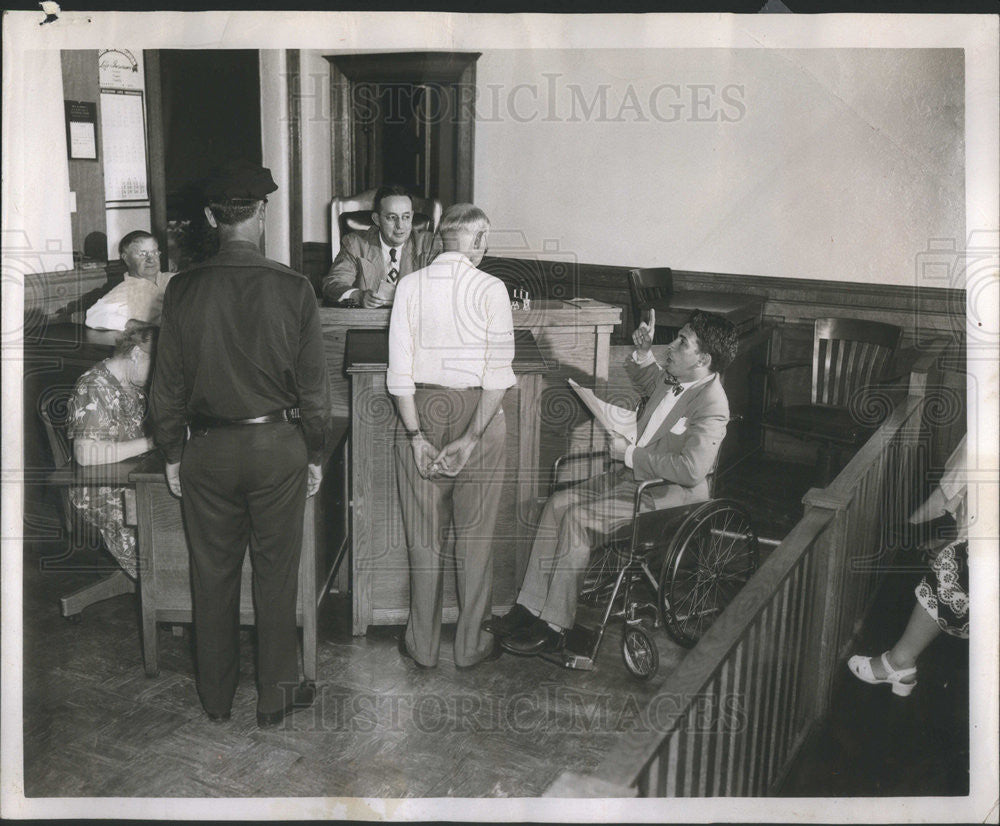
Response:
[324,52,480,203]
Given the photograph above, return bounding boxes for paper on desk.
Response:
[374,277,397,301]
[568,378,638,443]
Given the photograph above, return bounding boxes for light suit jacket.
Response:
[622,357,730,508]
[321,225,441,304]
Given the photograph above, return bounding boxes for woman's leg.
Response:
[874,601,942,676]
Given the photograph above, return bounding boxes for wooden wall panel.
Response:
[61,50,106,262]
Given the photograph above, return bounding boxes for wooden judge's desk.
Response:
[320,300,622,635]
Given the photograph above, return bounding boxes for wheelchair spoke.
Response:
[658,502,758,646]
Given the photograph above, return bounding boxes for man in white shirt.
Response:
[387,203,516,669]
[85,231,173,330]
[321,184,441,308]
[491,310,739,657]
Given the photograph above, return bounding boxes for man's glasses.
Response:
[131,250,160,260]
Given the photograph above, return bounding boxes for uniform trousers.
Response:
[180,422,307,715]
[517,467,701,630]
[395,387,506,667]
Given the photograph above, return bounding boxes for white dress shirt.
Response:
[386,251,517,395]
[85,272,174,330]
[623,348,711,468]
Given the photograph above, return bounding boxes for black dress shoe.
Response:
[398,635,434,669]
[206,710,231,723]
[256,681,316,728]
[455,637,503,670]
[501,622,566,656]
[482,603,538,638]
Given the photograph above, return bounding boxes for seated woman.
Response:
[67,320,158,580]
[848,435,968,697]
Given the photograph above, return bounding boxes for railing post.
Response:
[800,486,852,718]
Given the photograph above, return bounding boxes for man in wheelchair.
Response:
[486,310,739,657]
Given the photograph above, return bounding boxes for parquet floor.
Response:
[22,542,693,799]
[21,453,818,799]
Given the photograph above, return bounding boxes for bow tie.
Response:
[662,371,684,396]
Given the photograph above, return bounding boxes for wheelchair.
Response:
[540,448,759,680]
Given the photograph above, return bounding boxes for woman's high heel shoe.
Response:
[847,652,917,696]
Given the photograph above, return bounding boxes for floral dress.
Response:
[912,436,968,639]
[67,360,148,579]
[915,539,969,639]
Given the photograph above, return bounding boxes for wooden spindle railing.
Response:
[544,340,948,798]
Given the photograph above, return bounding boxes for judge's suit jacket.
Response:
[622,356,730,509]
[321,225,441,303]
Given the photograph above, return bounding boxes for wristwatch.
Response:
[405,428,422,441]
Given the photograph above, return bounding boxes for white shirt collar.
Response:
[379,233,401,264]
[432,250,474,266]
[675,373,713,392]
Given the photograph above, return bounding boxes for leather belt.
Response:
[190,407,300,433]
[414,383,476,391]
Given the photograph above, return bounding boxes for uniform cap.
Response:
[204,160,278,202]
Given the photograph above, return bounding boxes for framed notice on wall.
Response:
[100,89,148,202]
[64,100,98,160]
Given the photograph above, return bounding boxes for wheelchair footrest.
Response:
[541,650,596,671]
[538,624,602,670]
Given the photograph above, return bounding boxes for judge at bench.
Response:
[488,310,739,657]
[321,184,440,308]
[85,231,173,330]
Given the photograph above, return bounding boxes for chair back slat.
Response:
[628,268,674,306]
[810,318,903,408]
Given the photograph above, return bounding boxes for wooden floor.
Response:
[21,454,818,799]
[23,544,692,798]
[780,564,970,796]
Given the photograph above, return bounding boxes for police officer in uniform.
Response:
[150,160,331,727]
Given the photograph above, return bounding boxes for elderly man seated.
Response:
[486,310,739,656]
[85,231,173,330]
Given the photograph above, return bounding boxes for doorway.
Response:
[144,49,262,269]
[326,52,480,207]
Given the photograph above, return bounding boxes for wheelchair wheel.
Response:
[621,623,659,680]
[580,543,627,607]
[658,500,758,648]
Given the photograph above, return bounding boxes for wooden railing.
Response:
[544,341,948,798]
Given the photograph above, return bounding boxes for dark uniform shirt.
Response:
[150,240,330,464]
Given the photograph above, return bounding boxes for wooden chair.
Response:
[627,267,673,342]
[39,392,136,620]
[762,317,903,485]
[330,189,442,252]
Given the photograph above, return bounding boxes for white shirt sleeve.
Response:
[481,281,517,390]
[85,284,130,331]
[631,349,656,366]
[386,282,416,396]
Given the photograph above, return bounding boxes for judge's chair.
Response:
[762,317,903,486]
[544,436,758,681]
[330,189,442,252]
[39,391,136,620]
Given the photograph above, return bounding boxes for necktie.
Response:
[387,247,399,284]
[663,371,684,396]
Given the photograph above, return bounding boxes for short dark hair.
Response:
[118,230,155,257]
[373,184,413,215]
[113,319,158,358]
[208,199,262,226]
[688,310,739,374]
